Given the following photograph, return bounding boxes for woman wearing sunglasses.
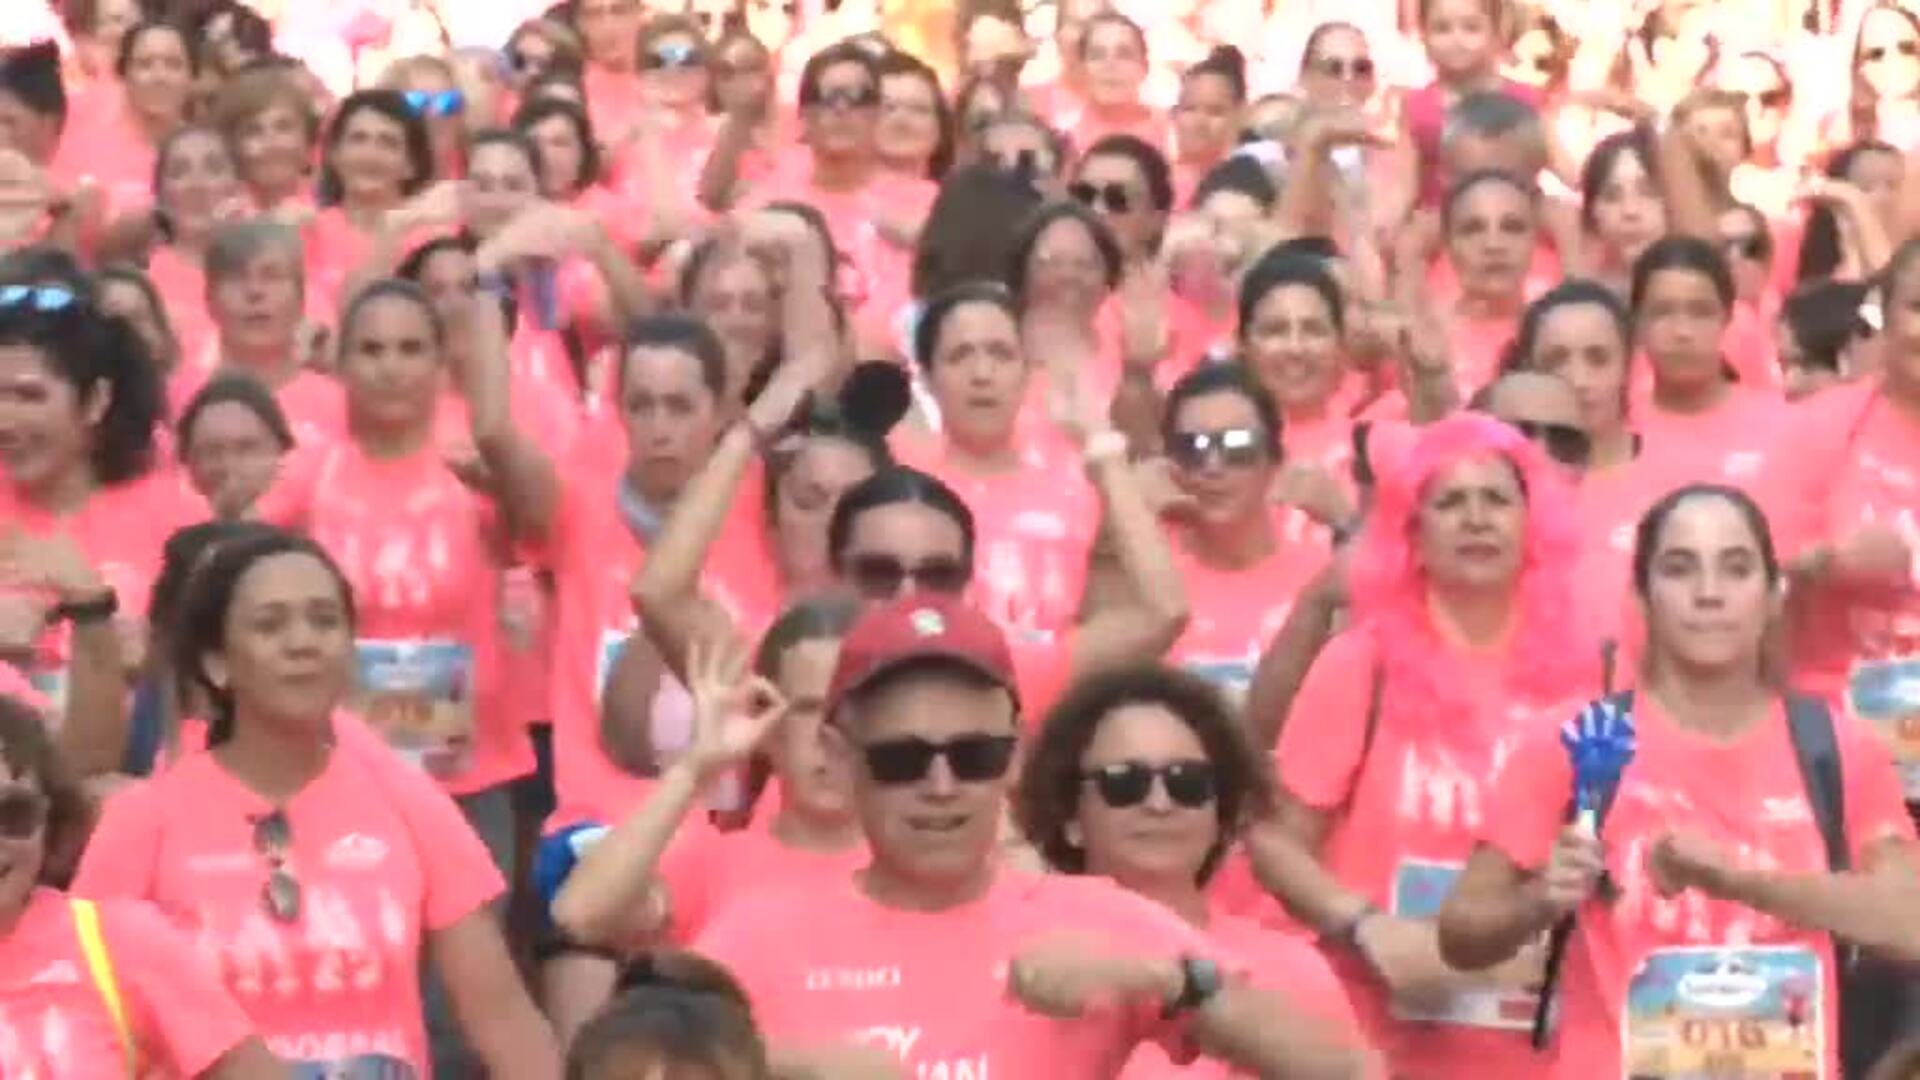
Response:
[73,529,561,1077]
[696,591,1364,1077]
[1441,484,1920,1080]
[0,695,281,1077]
[0,277,200,774]
[381,55,473,181]
[305,90,436,318]
[1015,664,1369,1077]
[1247,413,1596,1078]
[1097,362,1327,706]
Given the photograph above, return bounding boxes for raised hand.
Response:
[681,632,788,782]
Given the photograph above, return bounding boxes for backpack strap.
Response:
[1783,693,1850,874]
[71,898,136,1077]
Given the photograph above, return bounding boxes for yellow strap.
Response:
[71,898,136,1077]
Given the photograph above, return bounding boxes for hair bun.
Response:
[836,360,911,438]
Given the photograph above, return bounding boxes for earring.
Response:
[1063,822,1083,848]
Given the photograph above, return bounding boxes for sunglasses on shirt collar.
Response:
[1069,180,1133,214]
[403,89,466,117]
[252,808,303,924]
[859,733,1018,786]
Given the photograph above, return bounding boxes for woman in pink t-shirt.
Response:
[1000,202,1130,444]
[552,595,868,951]
[1577,129,1670,300]
[55,18,194,220]
[73,530,561,1075]
[176,373,295,521]
[1168,50,1245,210]
[1440,484,1920,1080]
[304,90,437,318]
[1014,664,1372,1078]
[143,125,249,370]
[1110,362,1327,704]
[875,51,951,183]
[1236,248,1368,501]
[1050,12,1169,153]
[207,66,320,217]
[0,695,277,1077]
[255,281,557,832]
[0,279,205,717]
[1434,171,1536,395]
[1250,414,1598,1078]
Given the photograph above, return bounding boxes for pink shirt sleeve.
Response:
[1836,713,1920,863]
[343,734,506,930]
[1275,630,1378,811]
[70,780,164,901]
[253,442,327,530]
[1477,725,1574,872]
[101,898,258,1076]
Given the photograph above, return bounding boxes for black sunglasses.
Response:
[1069,180,1132,214]
[811,84,880,111]
[861,733,1017,786]
[1168,427,1266,470]
[1083,760,1217,809]
[1509,419,1592,469]
[0,789,49,840]
[845,554,970,600]
[1722,233,1768,261]
[643,42,704,70]
[1863,40,1920,63]
[1731,87,1790,110]
[403,89,465,117]
[251,809,303,924]
[1314,56,1375,80]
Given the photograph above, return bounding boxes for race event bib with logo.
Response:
[353,639,475,779]
[1389,860,1538,1030]
[290,1055,415,1079]
[1847,655,1920,799]
[1623,945,1823,1078]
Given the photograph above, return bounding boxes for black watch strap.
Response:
[1162,955,1223,1018]
[1322,901,1381,952]
[52,591,118,625]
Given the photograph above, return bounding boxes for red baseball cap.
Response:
[826,593,1018,717]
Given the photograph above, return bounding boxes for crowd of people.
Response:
[4,0,1920,1076]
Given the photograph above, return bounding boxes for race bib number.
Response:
[353,640,475,779]
[290,1055,414,1079]
[1181,657,1254,707]
[1388,860,1538,1031]
[1847,656,1920,800]
[1623,946,1824,1078]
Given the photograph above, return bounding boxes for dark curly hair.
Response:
[1014,665,1275,884]
[0,694,94,889]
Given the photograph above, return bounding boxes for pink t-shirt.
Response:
[73,722,504,1075]
[1119,905,1360,1079]
[47,87,155,220]
[894,441,1098,654]
[1630,384,1819,558]
[0,888,258,1078]
[148,246,217,376]
[1570,459,1667,679]
[301,209,447,322]
[1790,382,1920,795]
[581,66,646,158]
[655,818,868,945]
[1480,696,1916,1080]
[256,440,532,794]
[695,869,1214,1075]
[0,469,206,703]
[1167,511,1328,704]
[1277,624,1595,1077]
[1443,310,1522,398]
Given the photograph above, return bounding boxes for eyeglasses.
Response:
[1507,419,1592,469]
[860,733,1017,785]
[0,789,49,840]
[1722,233,1767,261]
[1314,56,1375,80]
[251,809,303,924]
[845,554,971,599]
[1863,40,1920,63]
[1069,180,1132,214]
[1082,760,1217,809]
[643,42,704,70]
[403,89,465,117]
[810,84,880,111]
[1730,87,1790,111]
[0,284,77,313]
[1168,427,1267,470]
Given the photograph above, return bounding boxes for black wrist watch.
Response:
[1322,901,1381,953]
[51,590,118,626]
[1162,954,1223,1018]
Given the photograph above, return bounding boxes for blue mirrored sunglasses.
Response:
[0,284,77,313]
[403,89,466,117]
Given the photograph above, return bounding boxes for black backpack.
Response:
[1530,691,1920,1077]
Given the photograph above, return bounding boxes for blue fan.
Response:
[1560,698,1637,832]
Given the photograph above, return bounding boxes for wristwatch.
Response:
[1322,901,1381,953]
[1161,954,1223,1018]
[51,590,117,626]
